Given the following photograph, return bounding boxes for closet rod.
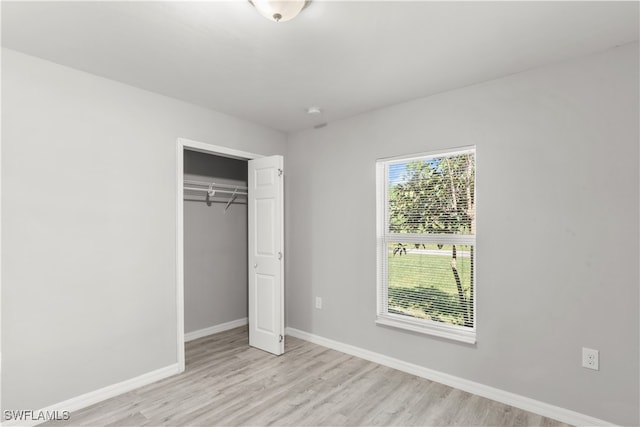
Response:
[184,187,247,196]
[183,196,247,204]
[184,179,248,191]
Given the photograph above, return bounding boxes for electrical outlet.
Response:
[582,347,599,370]
[315,297,322,310]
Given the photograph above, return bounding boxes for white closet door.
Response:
[248,155,284,355]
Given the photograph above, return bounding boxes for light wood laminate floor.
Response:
[44,326,570,426]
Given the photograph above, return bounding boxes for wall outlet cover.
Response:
[582,347,599,370]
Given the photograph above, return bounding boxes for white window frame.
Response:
[376,147,476,344]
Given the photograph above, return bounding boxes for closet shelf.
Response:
[184,186,247,196]
[184,179,248,196]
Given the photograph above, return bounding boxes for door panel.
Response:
[256,274,275,332]
[248,155,284,355]
[256,199,275,255]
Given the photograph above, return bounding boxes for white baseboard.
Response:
[184,317,248,342]
[2,318,243,426]
[285,327,614,427]
[1,363,182,427]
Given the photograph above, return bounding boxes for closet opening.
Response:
[183,149,249,344]
[176,138,285,372]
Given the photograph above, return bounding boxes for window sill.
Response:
[376,314,476,344]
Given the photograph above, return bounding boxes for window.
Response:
[376,147,476,343]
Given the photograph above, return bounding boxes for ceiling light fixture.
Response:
[249,0,311,23]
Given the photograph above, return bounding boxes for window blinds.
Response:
[378,148,476,336]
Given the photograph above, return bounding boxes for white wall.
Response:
[1,48,286,412]
[285,43,639,426]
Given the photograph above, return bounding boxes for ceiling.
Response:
[2,1,638,133]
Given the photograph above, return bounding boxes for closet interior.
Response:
[183,149,248,339]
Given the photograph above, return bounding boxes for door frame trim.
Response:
[176,137,262,371]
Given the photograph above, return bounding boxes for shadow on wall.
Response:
[184,150,247,180]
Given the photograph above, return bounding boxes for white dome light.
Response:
[249,0,310,23]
